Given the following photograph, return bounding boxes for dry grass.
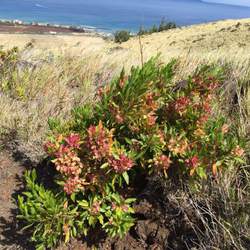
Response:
[0,18,249,160]
[0,18,249,250]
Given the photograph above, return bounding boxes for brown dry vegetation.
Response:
[0,18,249,250]
[0,18,249,161]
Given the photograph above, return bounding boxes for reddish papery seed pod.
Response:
[146,112,157,126]
[109,103,125,124]
[208,83,218,91]
[119,79,125,88]
[145,92,154,106]
[108,154,134,173]
[97,87,104,97]
[202,102,212,114]
[121,204,129,212]
[91,201,101,215]
[193,77,203,87]
[185,156,199,169]
[157,130,165,144]
[86,122,113,160]
[65,133,81,149]
[87,125,97,138]
[232,146,245,157]
[221,124,229,134]
[115,113,124,124]
[64,176,81,195]
[129,125,140,133]
[53,150,83,176]
[111,202,117,210]
[174,96,190,114]
[154,154,172,171]
[145,92,158,111]
[119,75,128,88]
[197,114,209,127]
[54,144,71,158]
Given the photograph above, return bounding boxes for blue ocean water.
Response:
[0,0,250,31]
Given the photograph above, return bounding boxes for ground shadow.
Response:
[0,136,57,250]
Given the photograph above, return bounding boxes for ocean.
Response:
[0,0,250,32]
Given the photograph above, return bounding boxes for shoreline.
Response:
[0,17,249,38]
[0,19,108,36]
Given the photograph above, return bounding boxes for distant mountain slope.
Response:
[0,18,249,74]
[119,18,250,70]
[0,17,249,163]
[202,0,250,7]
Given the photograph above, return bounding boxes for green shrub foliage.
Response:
[114,30,130,43]
[138,19,177,36]
[18,58,245,249]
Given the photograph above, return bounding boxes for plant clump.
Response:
[138,19,177,36]
[114,30,130,43]
[18,58,245,249]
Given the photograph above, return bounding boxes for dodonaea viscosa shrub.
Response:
[18,58,245,249]
[114,30,130,43]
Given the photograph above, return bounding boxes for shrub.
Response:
[114,30,130,43]
[18,170,79,250]
[158,19,176,32]
[18,58,245,249]
[138,19,177,36]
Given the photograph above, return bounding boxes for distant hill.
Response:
[202,0,250,7]
[0,18,249,67]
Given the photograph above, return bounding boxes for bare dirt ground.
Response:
[0,148,202,250]
[0,150,31,250]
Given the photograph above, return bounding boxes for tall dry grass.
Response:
[1,50,249,161]
[0,18,249,249]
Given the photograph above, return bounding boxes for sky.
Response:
[203,0,250,7]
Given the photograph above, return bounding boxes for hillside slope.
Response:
[1,18,249,84]
[0,18,249,64]
[0,18,249,159]
[0,18,249,250]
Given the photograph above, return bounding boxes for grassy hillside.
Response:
[0,18,249,250]
[0,18,249,160]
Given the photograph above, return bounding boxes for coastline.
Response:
[0,19,101,36]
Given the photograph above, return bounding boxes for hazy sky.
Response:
[203,0,250,7]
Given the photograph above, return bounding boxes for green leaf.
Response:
[122,172,129,185]
[31,169,37,182]
[124,138,132,145]
[125,198,136,204]
[64,229,70,243]
[78,200,89,208]
[111,193,120,203]
[70,193,76,202]
[100,162,109,169]
[234,157,245,164]
[36,244,45,250]
[98,215,104,225]
[88,216,96,226]
[196,167,207,180]
[83,228,88,236]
